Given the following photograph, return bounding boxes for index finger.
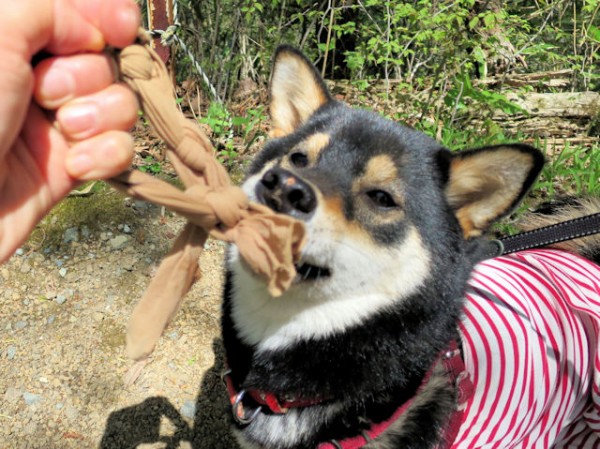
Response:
[47,0,140,53]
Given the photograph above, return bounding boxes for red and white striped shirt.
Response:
[454,250,600,448]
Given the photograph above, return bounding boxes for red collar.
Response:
[224,341,473,448]
[224,371,327,423]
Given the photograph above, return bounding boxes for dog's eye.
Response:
[290,152,309,168]
[366,190,397,208]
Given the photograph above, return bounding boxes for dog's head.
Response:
[227,46,544,349]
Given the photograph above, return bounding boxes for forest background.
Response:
[136,0,600,199]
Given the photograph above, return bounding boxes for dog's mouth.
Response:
[294,261,331,282]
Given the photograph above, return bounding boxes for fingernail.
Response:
[58,102,98,137]
[38,69,75,106]
[66,152,94,178]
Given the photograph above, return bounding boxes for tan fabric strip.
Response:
[110,34,305,360]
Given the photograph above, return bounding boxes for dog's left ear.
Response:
[269,46,333,137]
[444,144,544,238]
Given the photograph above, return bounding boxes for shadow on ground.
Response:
[100,339,236,449]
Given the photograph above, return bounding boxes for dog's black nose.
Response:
[256,168,316,218]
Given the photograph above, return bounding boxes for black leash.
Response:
[483,212,600,259]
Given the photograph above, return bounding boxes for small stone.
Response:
[63,227,79,243]
[168,331,179,340]
[6,345,17,359]
[100,232,109,241]
[46,315,56,325]
[4,387,22,404]
[80,226,91,239]
[23,392,42,406]
[56,260,64,268]
[59,267,67,277]
[55,402,64,410]
[109,235,130,250]
[134,200,150,211]
[19,261,31,274]
[15,320,28,330]
[121,256,136,271]
[30,253,45,264]
[23,422,37,435]
[65,405,79,419]
[123,224,132,234]
[15,248,25,256]
[180,399,196,419]
[54,295,67,305]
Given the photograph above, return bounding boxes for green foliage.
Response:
[199,102,232,138]
[536,143,600,197]
[155,0,599,101]
[231,106,267,146]
[445,74,525,116]
[138,156,162,174]
[199,102,267,169]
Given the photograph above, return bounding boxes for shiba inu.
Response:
[221,46,600,449]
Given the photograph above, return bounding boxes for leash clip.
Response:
[484,239,505,259]
[232,390,262,425]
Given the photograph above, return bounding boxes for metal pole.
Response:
[147,0,173,65]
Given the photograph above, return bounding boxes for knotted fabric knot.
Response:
[184,184,249,230]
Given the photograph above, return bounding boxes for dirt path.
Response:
[0,194,238,448]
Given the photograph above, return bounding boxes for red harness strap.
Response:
[318,341,473,449]
[224,341,473,448]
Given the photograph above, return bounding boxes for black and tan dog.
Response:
[221,47,600,449]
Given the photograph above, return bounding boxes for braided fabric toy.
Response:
[110,34,304,361]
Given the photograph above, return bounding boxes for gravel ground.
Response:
[0,196,238,448]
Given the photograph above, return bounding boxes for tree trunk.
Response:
[470,0,527,78]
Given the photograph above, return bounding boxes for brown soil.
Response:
[0,175,238,448]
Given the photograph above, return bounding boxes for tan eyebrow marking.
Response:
[304,133,330,163]
[363,155,398,185]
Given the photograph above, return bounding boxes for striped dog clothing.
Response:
[455,250,600,448]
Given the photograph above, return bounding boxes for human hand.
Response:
[0,0,141,263]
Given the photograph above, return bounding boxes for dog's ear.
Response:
[269,46,333,138]
[444,144,544,238]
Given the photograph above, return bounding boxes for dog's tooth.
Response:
[303,265,313,280]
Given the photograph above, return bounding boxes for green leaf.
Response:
[588,25,600,43]
[468,16,480,30]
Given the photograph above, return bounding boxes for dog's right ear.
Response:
[269,46,333,138]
